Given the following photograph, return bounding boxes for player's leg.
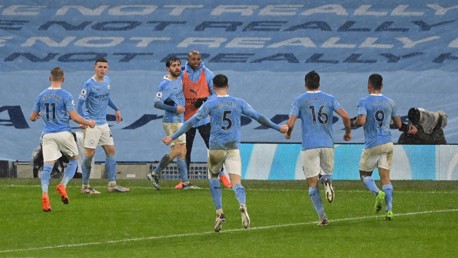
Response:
[81,126,101,194]
[185,126,197,171]
[359,147,385,212]
[318,148,335,203]
[55,132,80,204]
[208,150,225,232]
[198,123,231,188]
[226,149,250,229]
[98,124,129,193]
[302,149,327,225]
[41,134,62,212]
[378,143,394,220]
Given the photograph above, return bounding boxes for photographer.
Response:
[398,107,447,144]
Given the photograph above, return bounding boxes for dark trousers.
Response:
[185,123,211,172]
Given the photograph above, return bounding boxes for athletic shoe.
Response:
[147,172,160,190]
[42,193,51,212]
[175,180,183,189]
[56,183,69,204]
[81,186,101,195]
[240,204,251,229]
[107,184,130,193]
[374,191,386,213]
[318,218,328,226]
[182,183,201,190]
[386,210,393,221]
[214,214,226,232]
[323,178,335,203]
[220,175,232,188]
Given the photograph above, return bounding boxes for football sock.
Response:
[61,159,78,186]
[209,178,222,210]
[176,157,189,183]
[233,184,247,206]
[382,183,393,211]
[106,155,117,182]
[363,176,380,195]
[41,163,53,193]
[319,174,332,184]
[309,187,326,220]
[82,156,93,185]
[154,154,170,174]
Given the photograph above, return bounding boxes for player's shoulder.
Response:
[157,77,171,90]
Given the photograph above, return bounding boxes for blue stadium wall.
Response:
[0,1,457,179]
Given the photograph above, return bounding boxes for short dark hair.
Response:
[95,57,108,65]
[166,56,181,67]
[50,67,64,81]
[305,70,320,89]
[368,74,383,90]
[213,74,228,88]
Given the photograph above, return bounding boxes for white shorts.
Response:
[208,149,241,177]
[163,123,186,146]
[301,148,334,179]
[42,131,78,162]
[359,142,393,172]
[83,123,114,149]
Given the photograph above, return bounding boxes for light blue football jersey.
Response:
[357,94,398,149]
[78,76,112,125]
[154,76,185,123]
[172,96,281,150]
[32,88,75,134]
[289,91,342,151]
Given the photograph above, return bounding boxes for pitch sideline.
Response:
[0,208,457,254]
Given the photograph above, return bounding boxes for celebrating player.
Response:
[30,67,96,212]
[147,56,198,190]
[77,57,129,193]
[163,74,288,232]
[351,74,402,220]
[285,70,351,226]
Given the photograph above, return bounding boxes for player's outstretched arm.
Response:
[285,116,297,139]
[69,110,96,128]
[336,108,352,141]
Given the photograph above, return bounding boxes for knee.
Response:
[360,171,372,181]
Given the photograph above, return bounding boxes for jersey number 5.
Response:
[222,110,232,130]
[44,102,56,121]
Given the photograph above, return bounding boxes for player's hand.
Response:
[284,132,291,139]
[344,132,352,141]
[115,110,122,124]
[176,105,185,114]
[279,124,289,133]
[80,124,88,129]
[162,136,173,145]
[36,112,42,120]
[87,120,96,128]
[407,124,418,135]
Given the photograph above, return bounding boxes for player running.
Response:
[163,74,288,232]
[351,74,402,220]
[30,67,95,211]
[285,70,351,226]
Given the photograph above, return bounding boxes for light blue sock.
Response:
[82,156,93,185]
[309,187,326,220]
[153,154,170,174]
[319,174,331,184]
[106,155,117,182]
[232,184,246,206]
[209,178,222,210]
[61,160,78,186]
[41,163,53,193]
[176,157,189,182]
[382,184,394,211]
[363,176,380,195]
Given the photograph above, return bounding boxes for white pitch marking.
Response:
[0,208,457,254]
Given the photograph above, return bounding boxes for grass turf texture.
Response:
[0,179,457,257]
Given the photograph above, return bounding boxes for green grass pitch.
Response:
[0,179,457,257]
